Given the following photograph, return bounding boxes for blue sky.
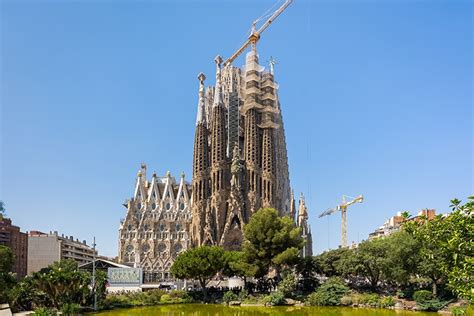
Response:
[1,0,472,257]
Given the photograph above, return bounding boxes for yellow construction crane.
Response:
[319,195,364,248]
[223,0,293,67]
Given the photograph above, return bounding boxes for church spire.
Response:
[196,72,206,125]
[298,193,308,226]
[213,55,223,108]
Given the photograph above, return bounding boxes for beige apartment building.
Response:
[27,231,97,274]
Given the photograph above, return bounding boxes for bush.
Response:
[278,274,298,298]
[60,303,81,315]
[413,290,433,303]
[306,277,349,306]
[396,290,405,298]
[356,293,380,307]
[222,291,239,303]
[160,294,171,303]
[263,291,286,306]
[340,296,352,306]
[238,289,249,301]
[380,296,395,308]
[33,307,56,316]
[451,306,468,316]
[142,290,165,305]
[417,299,450,312]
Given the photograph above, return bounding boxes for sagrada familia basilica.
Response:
[118,1,312,281]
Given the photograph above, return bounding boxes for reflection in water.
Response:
[95,304,435,316]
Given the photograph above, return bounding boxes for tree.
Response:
[404,197,473,301]
[352,238,391,290]
[33,259,92,308]
[384,231,420,287]
[222,251,257,281]
[313,247,353,278]
[0,245,15,303]
[295,256,318,293]
[170,246,225,291]
[0,245,13,273]
[242,208,304,278]
[0,201,5,219]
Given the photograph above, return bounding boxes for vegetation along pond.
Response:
[96,304,437,315]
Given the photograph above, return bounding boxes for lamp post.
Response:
[92,236,97,312]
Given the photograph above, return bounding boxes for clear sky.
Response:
[1,0,472,257]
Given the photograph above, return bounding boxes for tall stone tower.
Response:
[191,49,292,250]
[297,193,313,258]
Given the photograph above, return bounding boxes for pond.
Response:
[96,304,436,315]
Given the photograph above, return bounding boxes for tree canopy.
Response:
[170,246,225,289]
[242,208,304,278]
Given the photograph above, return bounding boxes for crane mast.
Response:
[223,0,293,67]
[319,195,364,248]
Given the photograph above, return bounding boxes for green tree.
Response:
[352,237,391,290]
[222,251,257,282]
[33,259,91,308]
[242,208,304,278]
[0,245,15,303]
[295,256,318,293]
[170,246,225,291]
[313,247,353,278]
[405,197,473,301]
[0,245,13,273]
[384,231,420,287]
[0,201,5,218]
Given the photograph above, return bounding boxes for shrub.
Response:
[306,277,349,306]
[33,307,56,316]
[60,303,81,315]
[340,296,352,306]
[413,290,433,303]
[357,293,380,307]
[142,290,164,305]
[396,290,405,298]
[241,294,260,304]
[417,299,450,312]
[160,294,171,303]
[380,296,395,308]
[278,274,298,298]
[263,291,286,306]
[451,306,468,316]
[238,289,249,301]
[222,291,239,303]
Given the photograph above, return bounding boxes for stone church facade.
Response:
[118,165,192,282]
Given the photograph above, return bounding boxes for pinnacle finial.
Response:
[166,170,171,177]
[214,55,223,66]
[180,172,185,179]
[268,56,278,75]
[198,72,206,84]
[196,72,207,125]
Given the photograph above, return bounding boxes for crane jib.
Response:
[223,0,293,67]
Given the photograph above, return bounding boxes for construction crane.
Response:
[319,195,364,248]
[223,0,293,67]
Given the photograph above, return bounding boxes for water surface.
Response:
[96,304,436,315]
